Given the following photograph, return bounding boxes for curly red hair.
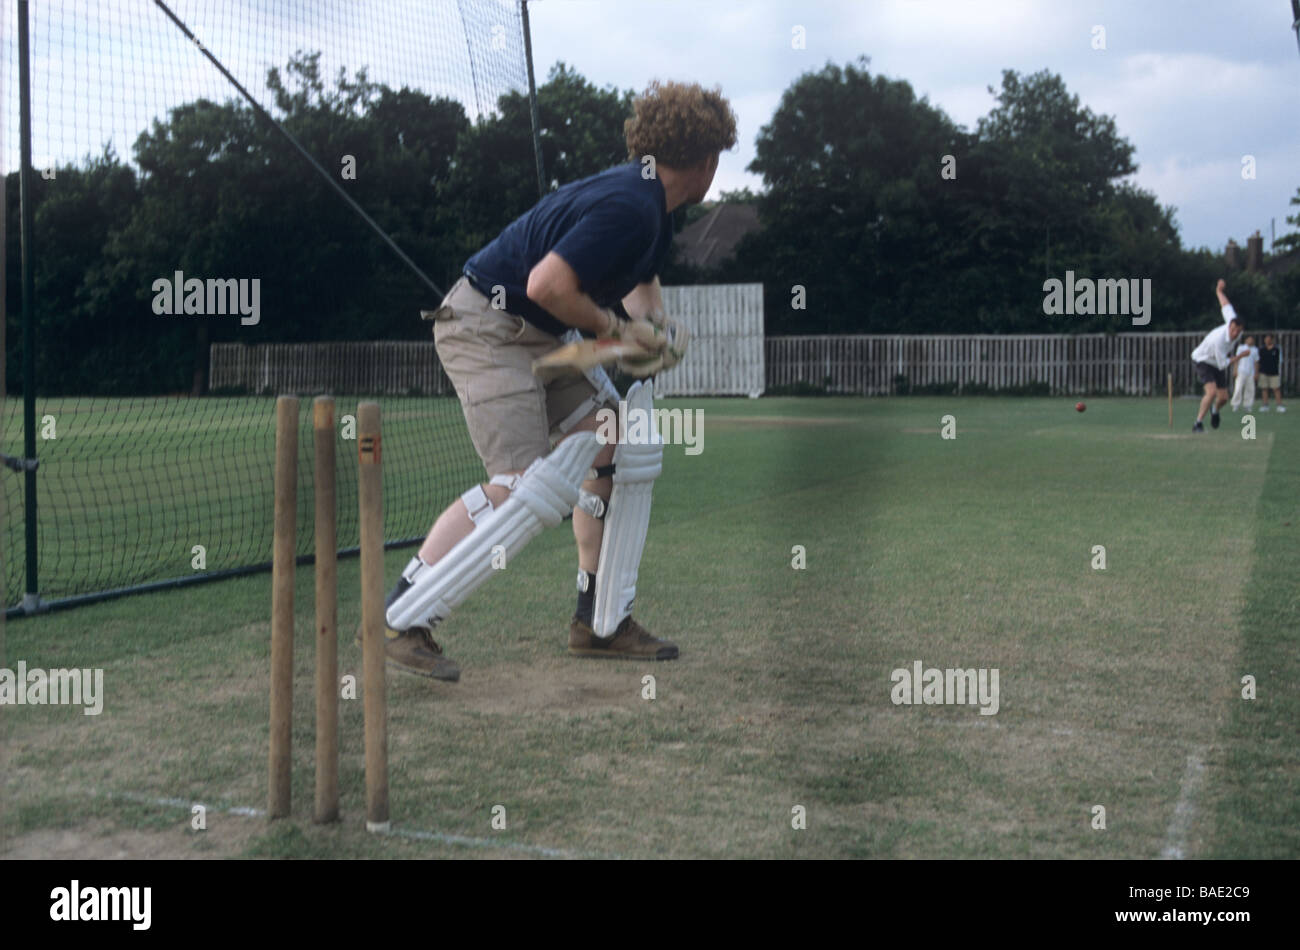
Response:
[624,80,737,168]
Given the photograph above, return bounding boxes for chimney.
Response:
[1225,238,1239,270]
[1246,231,1263,273]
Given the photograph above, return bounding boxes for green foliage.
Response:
[1273,260,1300,325]
[736,58,967,334]
[717,187,760,204]
[9,53,1297,396]
[1219,271,1289,332]
[6,55,637,395]
[4,149,166,394]
[435,62,636,257]
[717,60,1283,336]
[1274,187,1300,254]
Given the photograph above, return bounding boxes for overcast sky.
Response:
[530,0,1300,253]
[3,1,1297,254]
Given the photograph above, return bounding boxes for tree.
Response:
[7,51,486,394]
[1274,186,1300,254]
[737,57,966,333]
[7,56,653,394]
[729,62,1198,334]
[5,149,149,394]
[434,62,636,271]
[954,69,1145,331]
[717,188,760,204]
[110,51,475,391]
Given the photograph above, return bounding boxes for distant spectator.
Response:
[1229,334,1259,411]
[1256,333,1285,413]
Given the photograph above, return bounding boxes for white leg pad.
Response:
[592,379,663,637]
[386,432,602,630]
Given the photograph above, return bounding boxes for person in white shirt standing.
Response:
[1190,279,1249,433]
[1229,334,1259,411]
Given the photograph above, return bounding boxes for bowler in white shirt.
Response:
[1190,280,1249,433]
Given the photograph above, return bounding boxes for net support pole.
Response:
[521,0,546,198]
[17,0,42,614]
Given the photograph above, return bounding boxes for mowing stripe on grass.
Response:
[107,791,606,859]
[1206,415,1300,858]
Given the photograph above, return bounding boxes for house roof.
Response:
[675,203,760,270]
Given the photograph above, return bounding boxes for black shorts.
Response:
[1195,361,1227,389]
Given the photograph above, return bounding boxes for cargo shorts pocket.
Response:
[462,377,550,475]
[476,310,528,347]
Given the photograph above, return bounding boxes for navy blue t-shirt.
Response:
[463,162,672,336]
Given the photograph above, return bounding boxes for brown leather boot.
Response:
[569,616,679,660]
[383,625,461,682]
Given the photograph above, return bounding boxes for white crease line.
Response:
[106,791,608,860]
[385,825,592,858]
[1159,748,1207,860]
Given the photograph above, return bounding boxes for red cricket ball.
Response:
[1075,402,1086,412]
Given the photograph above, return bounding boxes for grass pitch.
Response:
[1,396,1296,858]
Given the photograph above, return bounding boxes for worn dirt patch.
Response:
[1,818,257,859]
[418,661,642,718]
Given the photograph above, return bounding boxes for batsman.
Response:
[381,80,738,681]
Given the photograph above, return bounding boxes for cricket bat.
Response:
[532,337,651,379]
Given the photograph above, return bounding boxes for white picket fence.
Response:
[766,332,1300,396]
[210,283,766,397]
[209,289,1295,398]
[210,340,457,396]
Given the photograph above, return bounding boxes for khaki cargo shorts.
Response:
[1259,374,1281,390]
[431,276,609,476]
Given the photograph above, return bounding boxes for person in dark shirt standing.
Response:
[1256,333,1285,413]
[380,81,737,681]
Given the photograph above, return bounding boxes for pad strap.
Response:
[461,473,522,525]
[461,485,491,524]
[555,395,601,437]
